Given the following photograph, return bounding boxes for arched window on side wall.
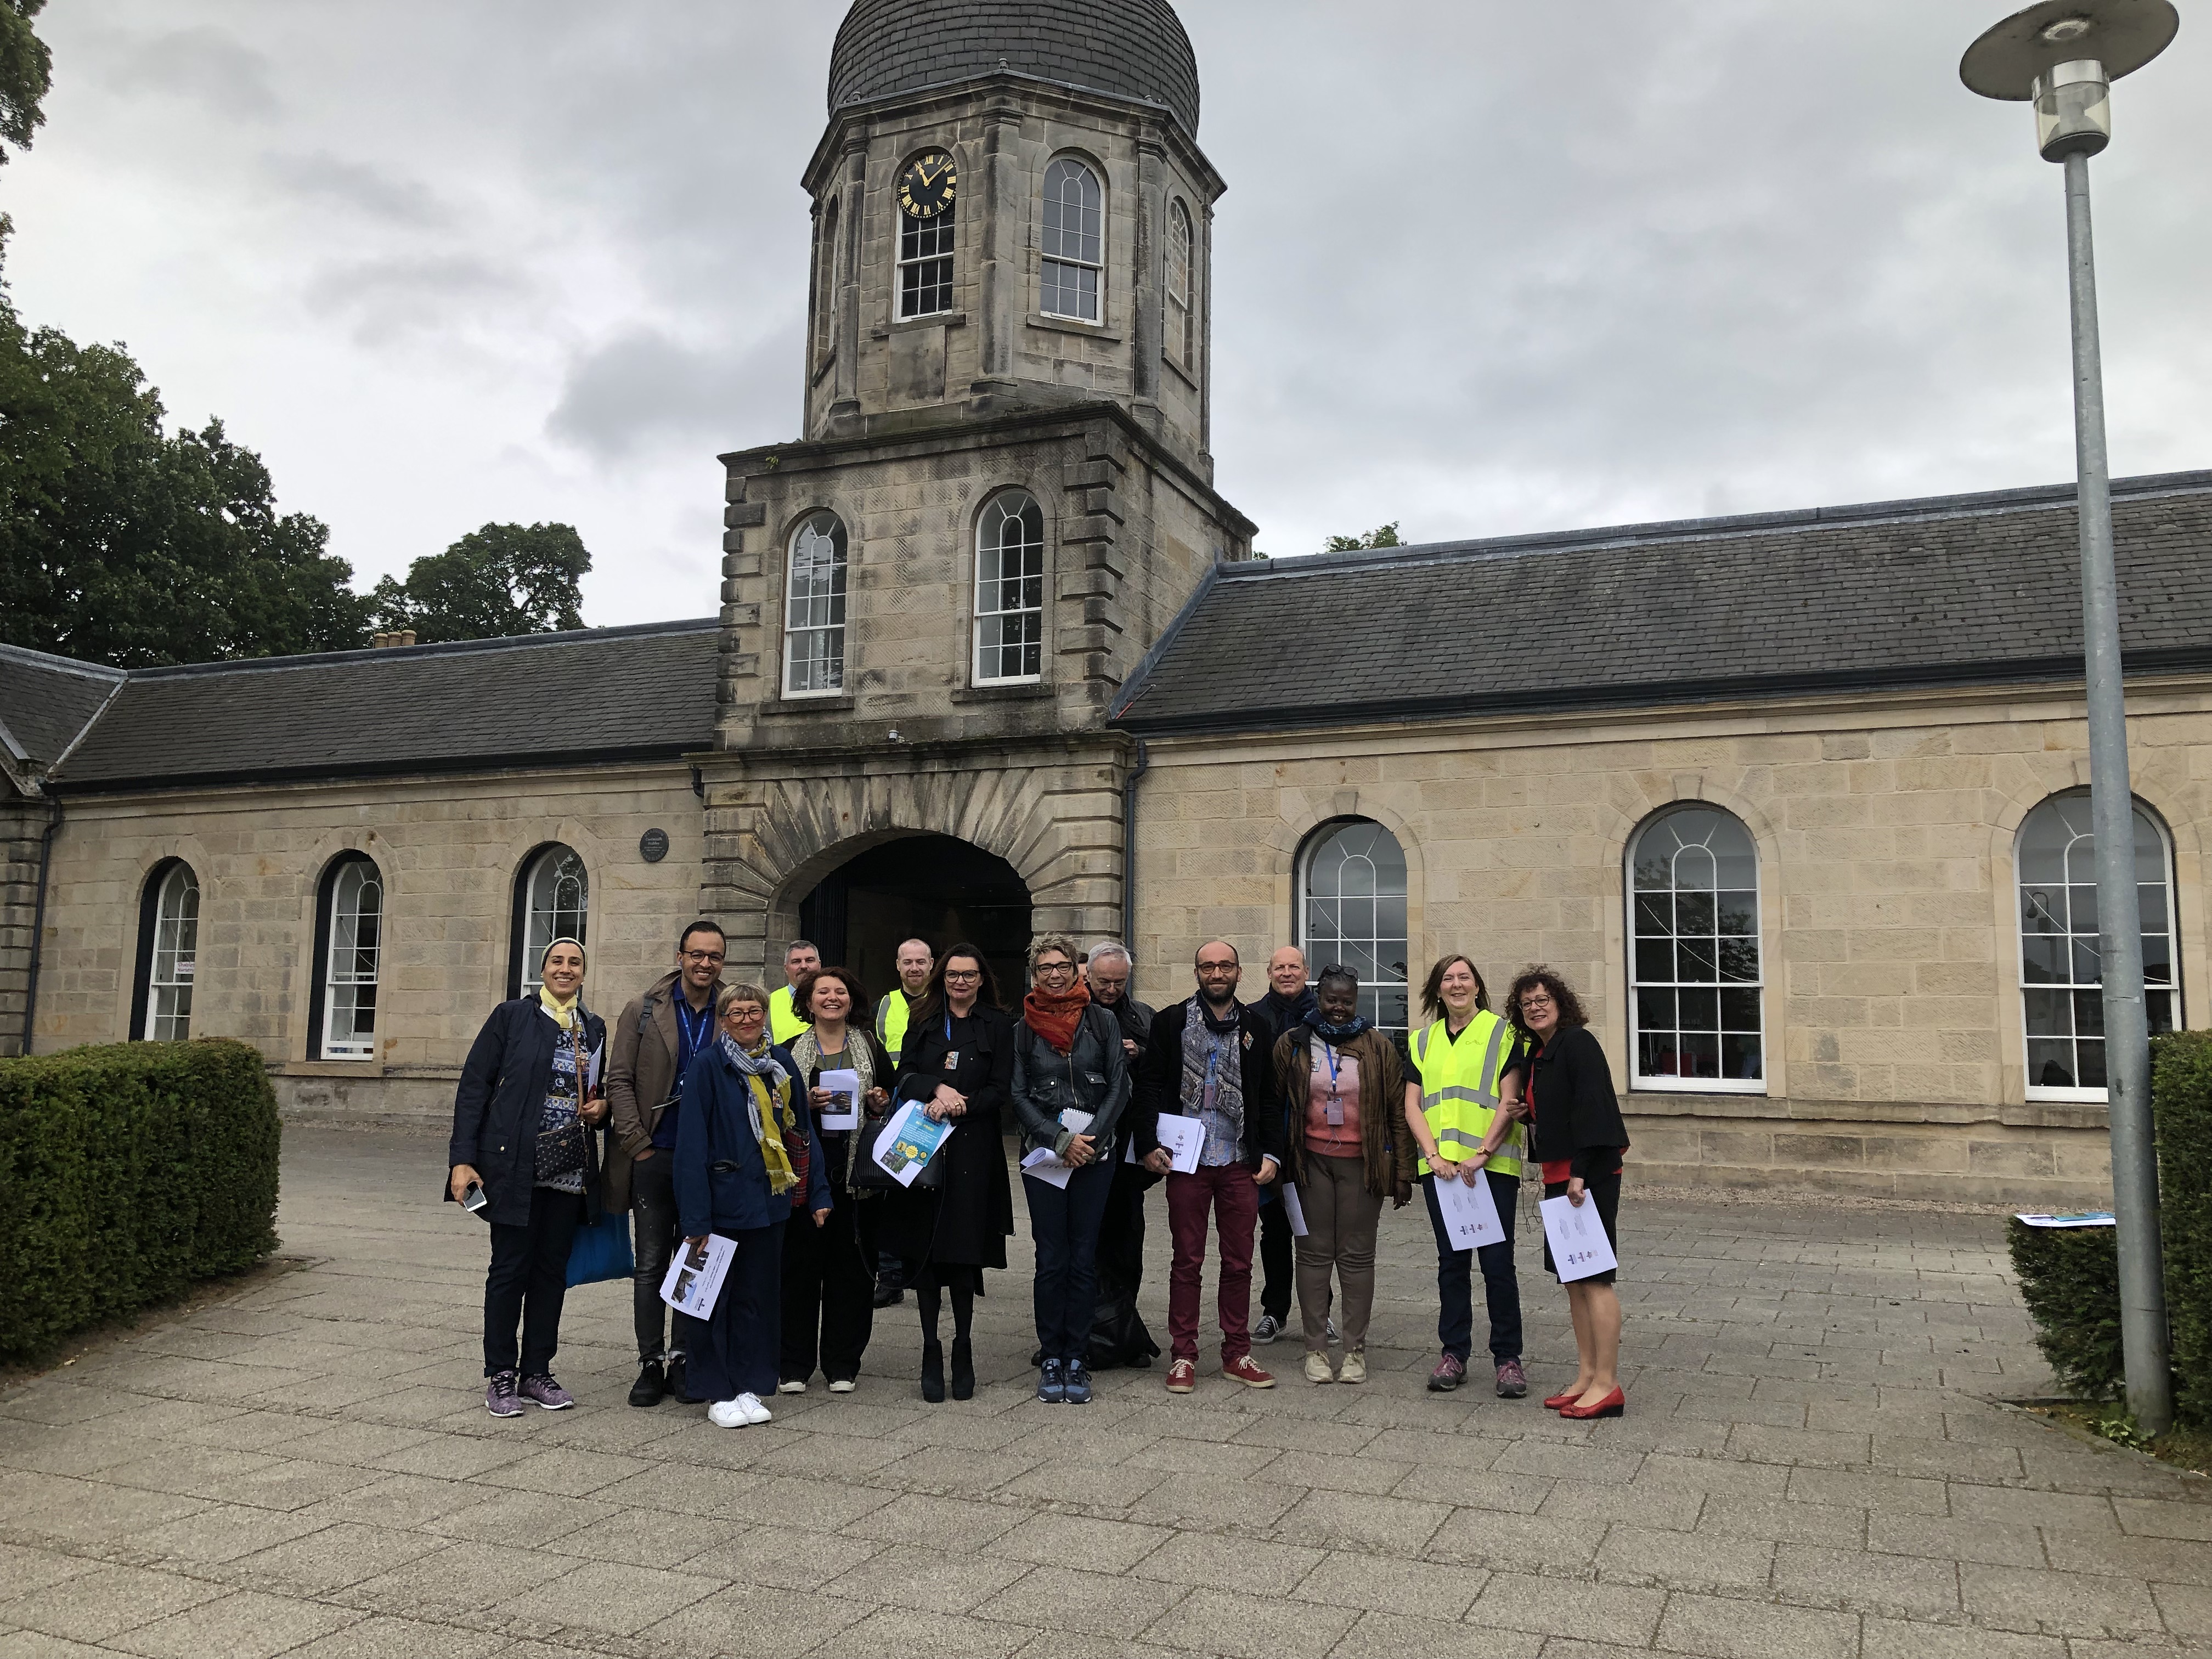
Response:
[514,844,589,998]
[1299,819,1409,1034]
[133,860,200,1041]
[312,854,383,1060]
[814,196,841,359]
[975,490,1045,684]
[783,510,848,696]
[1166,199,1195,364]
[1041,157,1103,322]
[1628,805,1764,1091]
[2018,790,2179,1098]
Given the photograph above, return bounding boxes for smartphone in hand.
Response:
[460,1182,490,1217]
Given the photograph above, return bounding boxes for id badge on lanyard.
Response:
[943,1008,960,1071]
[1321,1042,1345,1126]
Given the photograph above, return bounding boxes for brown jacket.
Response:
[1272,1024,1415,1199]
[604,967,723,1214]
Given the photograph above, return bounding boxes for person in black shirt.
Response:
[1081,941,1160,1368]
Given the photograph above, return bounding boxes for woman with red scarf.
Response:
[1010,933,1132,1404]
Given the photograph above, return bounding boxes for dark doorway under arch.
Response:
[798,834,1033,1007]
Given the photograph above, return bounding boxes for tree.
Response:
[0,274,371,668]
[0,1,50,166]
[1322,522,1404,554]
[370,522,590,645]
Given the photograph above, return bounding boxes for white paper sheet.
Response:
[1433,1169,1507,1251]
[2013,1211,2117,1228]
[816,1068,861,1132]
[1279,1181,1308,1238]
[1020,1146,1075,1189]
[660,1233,736,1320]
[1150,1112,1204,1175]
[872,1099,953,1188]
[1539,1194,1619,1282]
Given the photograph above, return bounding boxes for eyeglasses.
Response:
[1520,992,1555,1007]
[682,951,725,964]
[1196,960,1237,973]
[725,1005,765,1020]
[1035,961,1075,976]
[944,969,983,983]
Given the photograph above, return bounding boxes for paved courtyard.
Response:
[4,1126,2210,1659]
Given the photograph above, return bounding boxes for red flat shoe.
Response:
[1558,1386,1624,1420]
[1542,1390,1582,1410]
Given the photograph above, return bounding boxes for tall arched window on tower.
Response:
[1041,157,1103,323]
[1166,199,1194,364]
[975,490,1045,684]
[2018,791,2179,1098]
[896,147,956,319]
[1628,805,1764,1090]
[134,860,200,1041]
[312,854,383,1060]
[1299,820,1410,1034]
[783,510,848,696]
[515,844,589,997]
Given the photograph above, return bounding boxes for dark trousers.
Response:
[781,1184,878,1385]
[484,1186,580,1378]
[629,1153,701,1362]
[1024,1158,1115,1363]
[690,1223,783,1403]
[1257,1188,1294,1323]
[1166,1163,1260,1364]
[1422,1169,1523,1365]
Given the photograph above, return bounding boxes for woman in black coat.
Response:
[884,942,1015,1402]
[447,938,609,1417]
[1504,964,1631,1420]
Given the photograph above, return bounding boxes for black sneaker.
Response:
[628,1356,667,1408]
[1063,1359,1093,1405]
[665,1353,696,1403]
[1037,1358,1066,1404]
[872,1276,905,1308]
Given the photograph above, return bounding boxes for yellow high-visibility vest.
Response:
[1413,1009,1524,1179]
[876,990,914,1064]
[769,984,805,1046]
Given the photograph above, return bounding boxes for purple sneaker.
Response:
[1426,1352,1466,1393]
[1495,1357,1528,1398]
[485,1370,523,1417]
[520,1373,575,1410]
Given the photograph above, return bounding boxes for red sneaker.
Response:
[1165,1358,1197,1393]
[1223,1354,1276,1389]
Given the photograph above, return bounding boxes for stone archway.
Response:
[798,833,1032,1000]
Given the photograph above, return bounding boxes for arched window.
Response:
[975,490,1045,684]
[2018,791,2179,1097]
[134,860,200,1042]
[1628,806,1764,1090]
[1166,199,1194,363]
[1299,820,1409,1034]
[313,855,383,1060]
[783,510,848,696]
[814,197,841,358]
[1041,157,1103,323]
[898,156,955,319]
[515,844,589,997]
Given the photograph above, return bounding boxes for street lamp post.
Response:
[1961,0,2180,1436]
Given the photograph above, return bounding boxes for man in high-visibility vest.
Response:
[768,940,820,1046]
[1402,953,1530,1398]
[870,937,934,1308]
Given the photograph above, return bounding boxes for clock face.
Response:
[897,150,957,219]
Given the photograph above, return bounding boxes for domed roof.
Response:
[829,0,1199,134]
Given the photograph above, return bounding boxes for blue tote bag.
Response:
[567,1204,634,1288]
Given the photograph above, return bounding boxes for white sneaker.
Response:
[707,1398,749,1429]
[777,1379,808,1394]
[736,1392,772,1425]
[828,1379,856,1393]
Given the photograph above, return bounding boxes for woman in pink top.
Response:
[1271,967,1414,1384]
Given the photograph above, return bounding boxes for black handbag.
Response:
[532,1020,594,1184]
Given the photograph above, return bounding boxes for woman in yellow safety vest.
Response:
[1401,954,1530,1399]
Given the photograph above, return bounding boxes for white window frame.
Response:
[1166,198,1194,364]
[782,510,848,697]
[319,857,383,1061]
[896,175,955,320]
[1296,818,1411,1036]
[1626,806,1766,1094]
[974,490,1046,685]
[520,845,589,997]
[144,862,199,1042]
[2018,791,2181,1103]
[1041,156,1104,323]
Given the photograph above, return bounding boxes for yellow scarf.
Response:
[722,1034,799,1196]
[538,985,579,1031]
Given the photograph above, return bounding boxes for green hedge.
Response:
[2008,1029,2212,1423]
[0,1038,281,1358]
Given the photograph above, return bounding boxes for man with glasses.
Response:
[769,939,820,1046]
[871,937,934,1307]
[606,919,727,1406]
[1134,941,1286,1392]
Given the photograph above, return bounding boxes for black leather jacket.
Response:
[1010,1006,1133,1158]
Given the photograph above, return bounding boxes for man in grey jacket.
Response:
[606,919,725,1406]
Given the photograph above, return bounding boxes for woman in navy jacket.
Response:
[675,981,831,1427]
[447,938,608,1417]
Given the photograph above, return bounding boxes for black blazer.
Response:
[1010,1005,1134,1158]
[447,997,607,1227]
[1522,1023,1630,1181]
[889,1002,1017,1269]
[1133,997,1285,1172]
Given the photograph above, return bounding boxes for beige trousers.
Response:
[1293,1152,1384,1352]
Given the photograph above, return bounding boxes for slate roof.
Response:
[0,642,125,771]
[1110,471,2212,737]
[829,0,1200,133]
[49,620,721,792]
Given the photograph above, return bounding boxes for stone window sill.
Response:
[873,312,966,338]
[282,1060,385,1079]
[1028,313,1121,343]
[951,682,1053,704]
[760,695,856,716]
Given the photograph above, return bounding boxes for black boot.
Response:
[921,1341,945,1403]
[950,1337,974,1401]
[664,1352,695,1404]
[627,1355,667,1408]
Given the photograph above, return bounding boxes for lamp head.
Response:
[1961,0,2179,159]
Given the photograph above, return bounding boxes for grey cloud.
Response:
[96,25,279,118]
[546,323,804,462]
[266,151,451,227]
[303,254,528,345]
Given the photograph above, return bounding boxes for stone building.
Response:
[3,0,2208,1204]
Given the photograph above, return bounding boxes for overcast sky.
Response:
[9,3,2209,628]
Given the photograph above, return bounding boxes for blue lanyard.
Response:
[1320,1040,1344,1098]
[674,1000,709,1068]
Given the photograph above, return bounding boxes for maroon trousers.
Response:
[1165,1163,1261,1364]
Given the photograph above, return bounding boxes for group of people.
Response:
[445,923,1631,1430]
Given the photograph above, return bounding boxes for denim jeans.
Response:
[628,1153,699,1361]
[1421,1168,1523,1364]
[484,1186,580,1377]
[1024,1157,1115,1363]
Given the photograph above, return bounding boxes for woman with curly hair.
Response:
[1503,965,1630,1419]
